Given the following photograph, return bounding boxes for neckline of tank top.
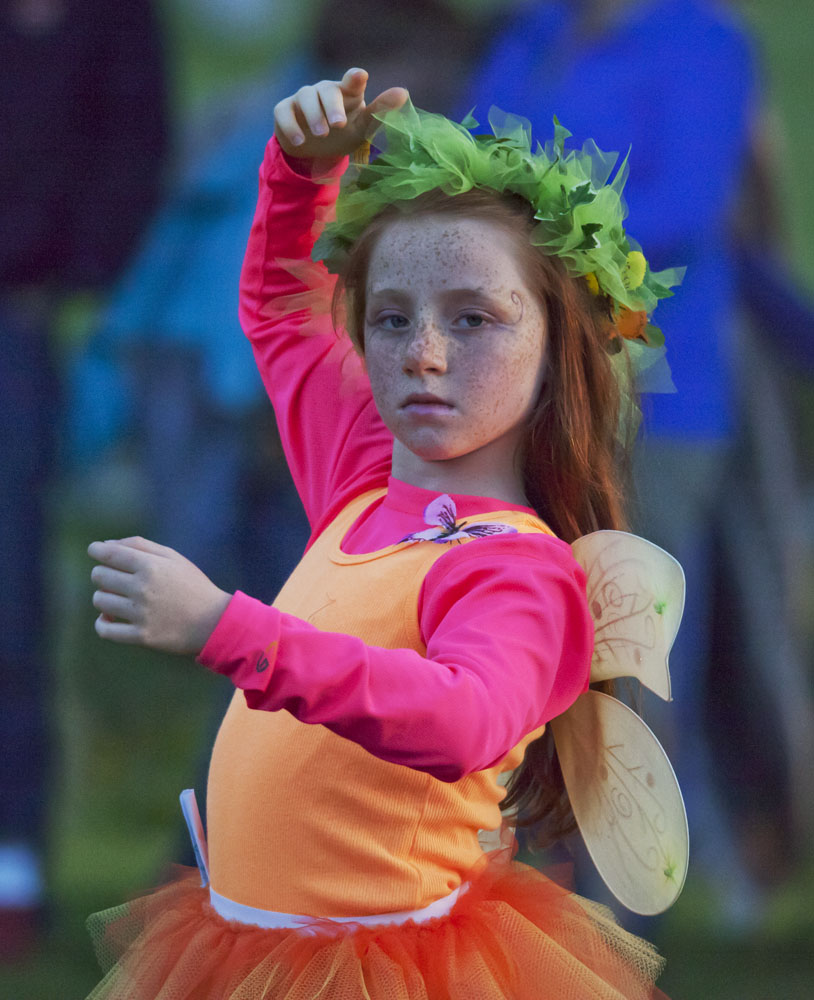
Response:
[330,484,549,565]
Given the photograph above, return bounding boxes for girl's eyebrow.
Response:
[440,287,496,302]
[367,287,413,301]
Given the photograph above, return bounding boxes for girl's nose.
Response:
[403,322,448,375]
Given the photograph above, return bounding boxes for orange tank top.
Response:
[206,488,554,916]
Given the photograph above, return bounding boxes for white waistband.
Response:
[209,883,465,930]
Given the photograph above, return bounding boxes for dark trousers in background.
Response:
[0,292,60,854]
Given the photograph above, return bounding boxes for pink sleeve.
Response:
[239,138,392,531]
[198,535,592,781]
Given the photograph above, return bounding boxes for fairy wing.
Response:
[550,530,689,912]
[550,691,689,914]
[571,530,685,699]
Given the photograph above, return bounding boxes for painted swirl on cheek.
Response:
[509,291,525,325]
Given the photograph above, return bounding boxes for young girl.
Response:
[86,68,680,999]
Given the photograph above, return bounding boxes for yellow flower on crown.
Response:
[623,251,647,291]
[584,271,600,295]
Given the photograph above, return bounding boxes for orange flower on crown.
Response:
[613,306,650,343]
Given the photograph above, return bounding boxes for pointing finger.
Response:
[339,68,369,116]
[339,67,368,100]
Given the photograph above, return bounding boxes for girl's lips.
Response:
[401,393,452,407]
[401,395,454,415]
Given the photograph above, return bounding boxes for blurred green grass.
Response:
[2,2,814,997]
[743,0,814,295]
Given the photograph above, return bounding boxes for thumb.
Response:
[364,87,410,129]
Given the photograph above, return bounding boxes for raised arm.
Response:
[241,70,408,532]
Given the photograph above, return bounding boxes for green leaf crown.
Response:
[312,100,683,353]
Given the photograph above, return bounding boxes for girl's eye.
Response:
[377,314,410,330]
[457,313,486,329]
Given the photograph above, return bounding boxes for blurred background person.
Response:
[0,0,168,960]
[463,0,814,933]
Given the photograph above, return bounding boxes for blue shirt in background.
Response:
[464,0,757,439]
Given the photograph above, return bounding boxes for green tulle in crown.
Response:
[312,100,684,398]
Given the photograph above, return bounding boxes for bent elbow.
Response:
[416,746,488,784]
[428,761,469,783]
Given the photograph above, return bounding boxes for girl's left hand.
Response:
[88,537,232,655]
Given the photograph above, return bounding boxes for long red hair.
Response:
[334,188,636,846]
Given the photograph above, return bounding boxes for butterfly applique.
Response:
[399,494,518,545]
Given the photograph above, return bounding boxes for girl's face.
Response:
[363,215,548,484]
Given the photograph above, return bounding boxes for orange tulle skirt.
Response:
[85,850,668,1000]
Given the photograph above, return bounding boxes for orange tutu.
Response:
[86,850,667,1000]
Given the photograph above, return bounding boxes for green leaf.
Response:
[460,108,479,130]
[552,115,572,158]
[576,222,603,249]
[567,181,596,209]
[644,323,665,349]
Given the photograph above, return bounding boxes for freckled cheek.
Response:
[513,327,547,402]
[372,369,400,403]
[364,351,400,419]
[465,341,543,422]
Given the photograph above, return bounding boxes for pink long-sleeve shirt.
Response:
[197,137,592,780]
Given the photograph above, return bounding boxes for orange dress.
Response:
[85,491,667,999]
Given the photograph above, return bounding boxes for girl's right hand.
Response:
[273,67,408,164]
